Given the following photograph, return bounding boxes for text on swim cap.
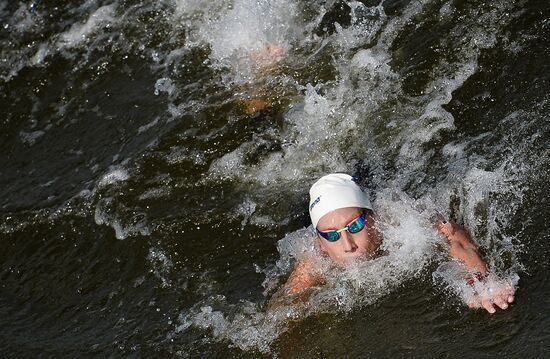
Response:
[309,195,321,211]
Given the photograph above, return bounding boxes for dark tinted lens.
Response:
[347,214,365,233]
[319,230,340,242]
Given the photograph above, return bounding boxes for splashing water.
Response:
[1,0,548,357]
[170,0,529,352]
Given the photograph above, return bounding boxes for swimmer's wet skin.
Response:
[271,173,515,314]
[239,43,285,115]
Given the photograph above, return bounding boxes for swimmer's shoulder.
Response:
[284,255,326,295]
[266,254,325,311]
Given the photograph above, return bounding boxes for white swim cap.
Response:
[308,173,372,228]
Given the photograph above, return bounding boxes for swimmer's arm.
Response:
[434,221,487,274]
[434,221,515,313]
[267,257,325,310]
[283,257,325,295]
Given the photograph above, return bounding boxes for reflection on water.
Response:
[1,0,550,357]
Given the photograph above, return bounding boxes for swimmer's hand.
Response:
[433,219,515,314]
[465,274,515,314]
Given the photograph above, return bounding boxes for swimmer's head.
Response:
[309,173,375,264]
[309,174,372,228]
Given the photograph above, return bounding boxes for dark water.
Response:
[1,0,549,357]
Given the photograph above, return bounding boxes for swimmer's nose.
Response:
[341,232,357,253]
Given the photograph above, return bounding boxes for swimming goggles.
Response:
[317,212,367,242]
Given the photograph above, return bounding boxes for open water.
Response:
[1,0,549,357]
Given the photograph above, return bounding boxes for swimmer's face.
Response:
[316,207,375,265]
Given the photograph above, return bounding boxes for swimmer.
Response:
[249,43,284,66]
[273,173,515,314]
[238,43,287,115]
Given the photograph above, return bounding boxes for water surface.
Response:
[1,0,549,357]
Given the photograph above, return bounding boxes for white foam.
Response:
[98,167,129,188]
[30,43,49,65]
[148,247,174,287]
[177,300,283,353]
[164,146,206,166]
[332,3,385,51]
[235,197,257,227]
[138,187,171,201]
[202,1,396,186]
[94,198,151,240]
[137,117,160,134]
[172,0,230,20]
[58,5,116,48]
[39,177,59,188]
[154,78,177,96]
[350,48,390,73]
[12,3,35,33]
[214,0,519,189]
[0,2,118,81]
[19,130,45,146]
[186,0,301,84]
[208,83,350,185]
